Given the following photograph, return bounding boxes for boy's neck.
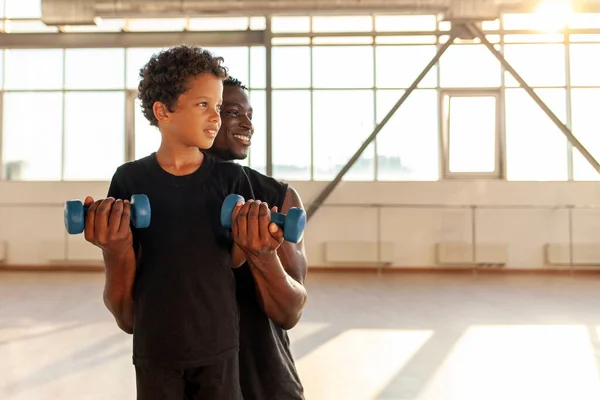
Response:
[155,142,205,177]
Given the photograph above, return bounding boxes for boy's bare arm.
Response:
[84,197,137,334]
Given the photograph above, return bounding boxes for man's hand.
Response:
[83,196,133,256]
[231,199,284,257]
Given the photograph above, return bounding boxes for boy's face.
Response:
[158,73,223,150]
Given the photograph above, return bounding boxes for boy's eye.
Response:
[198,102,207,108]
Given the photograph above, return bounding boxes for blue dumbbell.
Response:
[221,194,306,243]
[64,194,152,235]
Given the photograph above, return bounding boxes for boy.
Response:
[207,77,307,399]
[83,45,259,399]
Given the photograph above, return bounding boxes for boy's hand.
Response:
[83,196,133,256]
[231,200,284,257]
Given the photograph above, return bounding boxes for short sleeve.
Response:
[106,166,140,257]
[107,166,129,200]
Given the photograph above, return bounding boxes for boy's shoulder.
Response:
[112,155,151,180]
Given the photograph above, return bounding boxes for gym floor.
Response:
[2,270,600,400]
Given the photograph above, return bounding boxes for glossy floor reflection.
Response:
[2,270,600,400]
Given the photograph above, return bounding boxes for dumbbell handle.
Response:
[270,211,286,228]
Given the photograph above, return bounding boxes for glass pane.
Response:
[504,34,564,43]
[207,47,249,88]
[570,44,600,86]
[272,38,311,46]
[503,12,569,31]
[504,44,565,87]
[250,17,266,30]
[312,16,373,32]
[375,45,437,88]
[134,99,161,160]
[312,36,373,45]
[4,20,58,33]
[570,34,600,42]
[313,90,375,181]
[375,36,437,44]
[572,89,600,181]
[65,49,125,89]
[61,19,125,32]
[5,49,63,90]
[250,47,266,89]
[126,48,166,89]
[272,47,311,88]
[272,90,311,180]
[5,0,41,18]
[188,17,249,31]
[313,46,373,88]
[248,90,266,174]
[271,16,310,33]
[376,90,438,181]
[126,18,186,32]
[375,15,437,31]
[505,88,568,181]
[568,13,600,29]
[440,45,501,87]
[64,92,125,181]
[448,96,497,173]
[2,92,62,181]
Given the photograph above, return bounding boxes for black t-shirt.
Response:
[106,152,252,369]
[234,166,305,400]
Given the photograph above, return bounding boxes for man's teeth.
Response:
[234,135,250,142]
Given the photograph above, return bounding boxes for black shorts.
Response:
[134,353,242,400]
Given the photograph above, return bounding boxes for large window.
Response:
[505,89,568,181]
[312,46,374,89]
[503,44,566,87]
[376,89,439,180]
[5,49,63,89]
[65,49,125,89]
[272,90,312,180]
[0,10,599,182]
[571,89,600,181]
[440,45,501,88]
[376,45,438,88]
[64,92,125,180]
[312,90,375,180]
[2,92,63,180]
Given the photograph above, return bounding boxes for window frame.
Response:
[440,88,503,179]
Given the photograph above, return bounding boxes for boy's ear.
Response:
[153,101,170,124]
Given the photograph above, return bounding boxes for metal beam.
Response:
[306,30,459,220]
[0,30,265,49]
[466,22,600,175]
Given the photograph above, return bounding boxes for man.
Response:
[207,76,307,400]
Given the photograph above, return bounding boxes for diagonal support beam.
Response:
[466,22,600,175]
[306,31,460,220]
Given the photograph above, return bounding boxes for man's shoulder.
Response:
[241,166,289,207]
[242,166,287,189]
[205,153,245,177]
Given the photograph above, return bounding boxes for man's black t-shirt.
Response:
[106,152,251,369]
[234,166,305,400]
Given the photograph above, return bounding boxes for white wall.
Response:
[1,180,600,268]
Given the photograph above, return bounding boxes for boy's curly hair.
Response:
[138,45,229,127]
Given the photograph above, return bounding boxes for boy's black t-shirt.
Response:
[106,152,252,369]
[234,166,306,400]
